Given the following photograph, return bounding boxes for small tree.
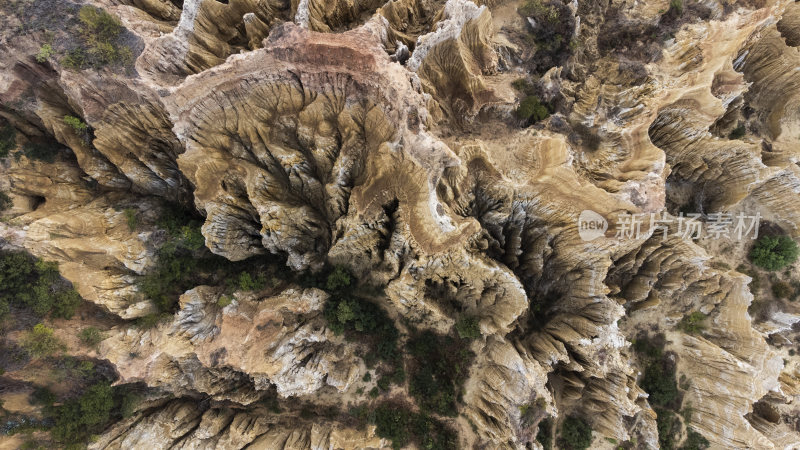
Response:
[749,235,799,271]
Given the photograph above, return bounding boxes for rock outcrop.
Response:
[2,0,800,448]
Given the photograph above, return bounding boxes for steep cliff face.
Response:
[2,0,800,448]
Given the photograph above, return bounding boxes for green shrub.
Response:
[729,124,745,139]
[78,360,95,376]
[118,390,141,419]
[36,44,53,63]
[51,382,114,444]
[21,323,64,357]
[455,315,481,339]
[557,416,593,450]
[217,295,232,307]
[0,190,11,212]
[78,327,104,348]
[234,271,267,291]
[669,0,683,14]
[750,235,798,271]
[61,48,86,69]
[123,208,137,231]
[390,365,406,385]
[516,95,551,124]
[362,372,372,382]
[325,266,352,292]
[0,124,16,157]
[677,311,706,334]
[0,251,82,319]
[63,115,88,133]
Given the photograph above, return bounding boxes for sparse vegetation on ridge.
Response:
[62,6,133,69]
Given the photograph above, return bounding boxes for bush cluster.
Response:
[63,115,88,133]
[373,402,458,450]
[324,293,400,363]
[749,235,798,271]
[517,95,551,123]
[0,250,82,321]
[406,330,474,416]
[321,266,401,366]
[137,203,284,325]
[36,44,53,63]
[454,315,481,339]
[728,124,745,139]
[632,333,709,449]
[32,380,141,446]
[640,357,679,408]
[655,408,680,449]
[517,0,575,71]
[512,79,551,125]
[138,205,208,315]
[557,416,593,450]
